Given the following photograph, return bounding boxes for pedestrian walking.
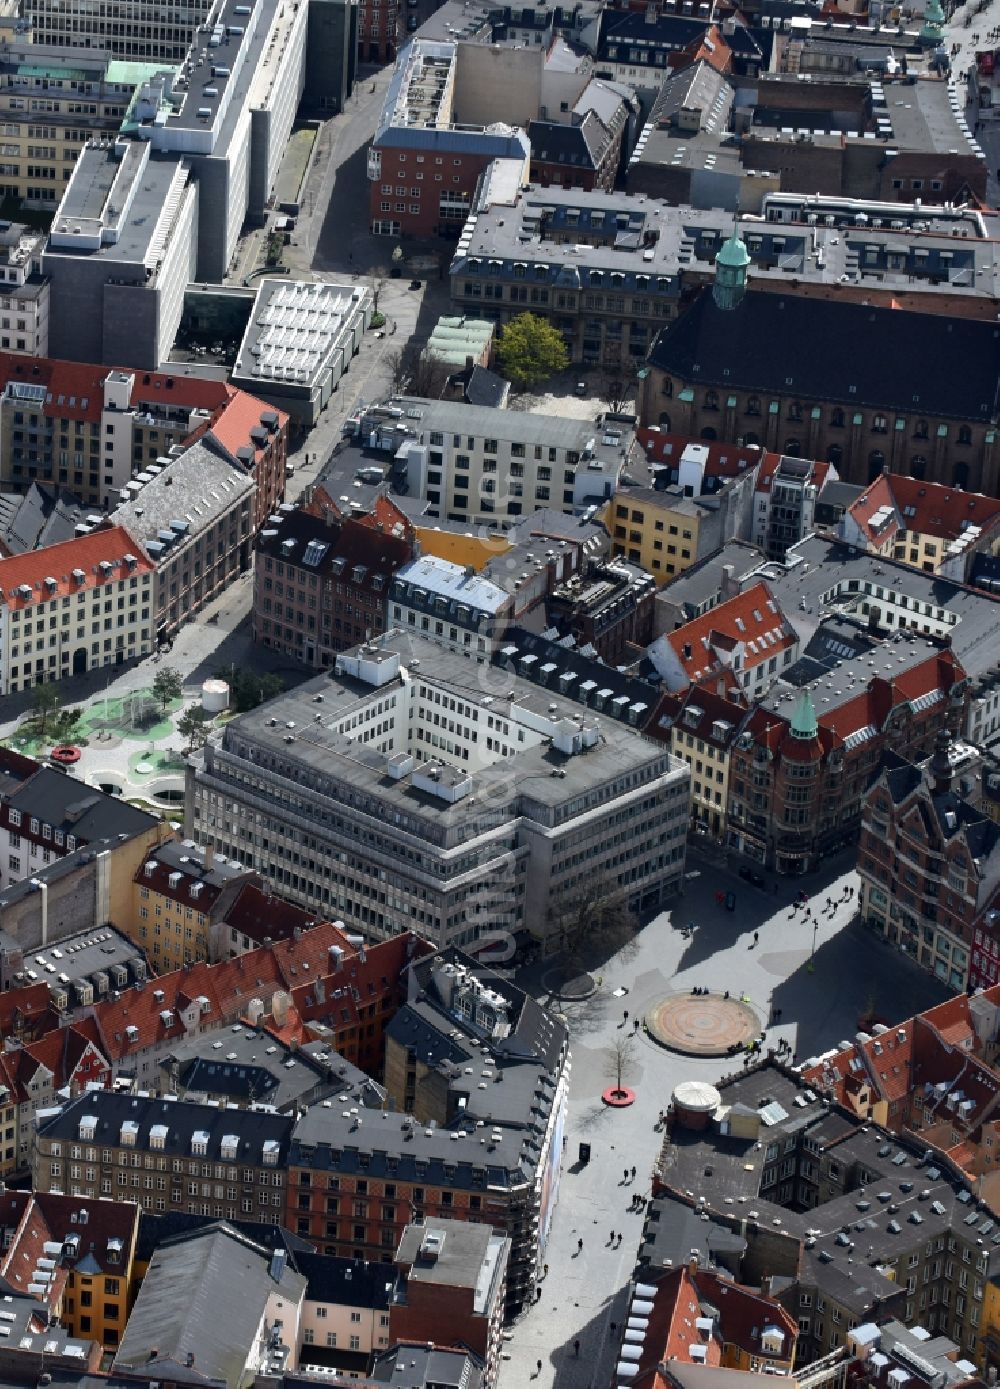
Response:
[631,1165,636,1181]
[577,1237,583,1254]
[574,1340,581,1356]
[753,930,759,946]
[616,1233,622,1247]
[623,1009,629,1023]
[633,1018,640,1032]
[609,1231,615,1245]
[536,1359,542,1377]
[623,1168,629,1184]
[543,1264,549,1279]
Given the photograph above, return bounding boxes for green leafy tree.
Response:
[152,667,183,712]
[215,665,285,714]
[496,313,569,391]
[177,706,210,753]
[30,684,62,739]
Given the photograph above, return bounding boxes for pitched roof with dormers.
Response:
[648,581,797,687]
[0,526,153,612]
[0,1191,139,1306]
[847,474,1000,551]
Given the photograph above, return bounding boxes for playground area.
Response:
[3,684,212,817]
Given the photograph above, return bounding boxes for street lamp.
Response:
[808,918,818,974]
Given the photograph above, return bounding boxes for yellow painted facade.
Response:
[604,494,701,585]
[414,525,511,572]
[59,1220,138,1350]
[668,727,729,837]
[134,880,211,970]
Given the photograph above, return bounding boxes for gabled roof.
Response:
[114,1222,306,1388]
[648,289,1000,421]
[649,580,795,685]
[848,473,1000,547]
[0,526,154,611]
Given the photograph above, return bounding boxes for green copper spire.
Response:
[712,224,750,311]
[790,689,819,740]
[919,0,944,45]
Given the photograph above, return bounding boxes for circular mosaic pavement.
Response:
[646,992,760,1057]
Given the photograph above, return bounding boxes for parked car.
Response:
[573,380,587,396]
[738,866,766,888]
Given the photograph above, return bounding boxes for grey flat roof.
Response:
[28,926,144,988]
[48,145,188,268]
[747,534,1000,678]
[454,185,1000,301]
[217,628,677,829]
[163,1024,334,1110]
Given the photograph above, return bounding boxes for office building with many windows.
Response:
[186,629,689,950]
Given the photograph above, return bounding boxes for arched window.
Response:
[784,438,802,457]
[868,451,885,481]
[746,395,761,416]
[958,425,972,446]
[659,412,671,430]
[830,408,845,429]
[827,444,843,467]
[913,419,929,440]
[661,377,673,398]
[704,390,719,411]
[953,460,970,489]
[788,401,802,422]
[744,432,760,446]
[911,455,927,480]
[701,427,718,440]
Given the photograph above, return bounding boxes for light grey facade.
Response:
[41,143,198,368]
[185,630,689,951]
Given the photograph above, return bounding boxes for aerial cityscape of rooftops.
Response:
[0,0,998,1380]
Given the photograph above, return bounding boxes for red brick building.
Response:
[368,43,530,239]
[858,732,1000,992]
[727,645,969,875]
[254,497,416,668]
[357,0,397,63]
[391,1220,509,1389]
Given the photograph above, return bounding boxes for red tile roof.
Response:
[0,354,106,423]
[207,388,289,463]
[0,527,153,612]
[637,429,767,481]
[653,581,796,686]
[847,474,1000,548]
[129,371,231,416]
[0,1190,139,1301]
[649,683,750,749]
[755,454,833,495]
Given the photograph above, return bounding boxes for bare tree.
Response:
[606,1033,636,1096]
[386,344,451,399]
[553,882,637,971]
[600,368,638,415]
[370,270,387,314]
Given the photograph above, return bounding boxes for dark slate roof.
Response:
[38,1090,293,1166]
[878,750,1000,861]
[528,111,608,168]
[370,1345,485,1388]
[114,1222,306,1387]
[600,9,710,49]
[294,1251,394,1309]
[816,479,864,512]
[494,626,658,727]
[0,482,86,555]
[451,364,508,409]
[7,768,159,844]
[135,1210,312,1265]
[648,290,1000,421]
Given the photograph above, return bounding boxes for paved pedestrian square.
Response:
[502,843,950,1388]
